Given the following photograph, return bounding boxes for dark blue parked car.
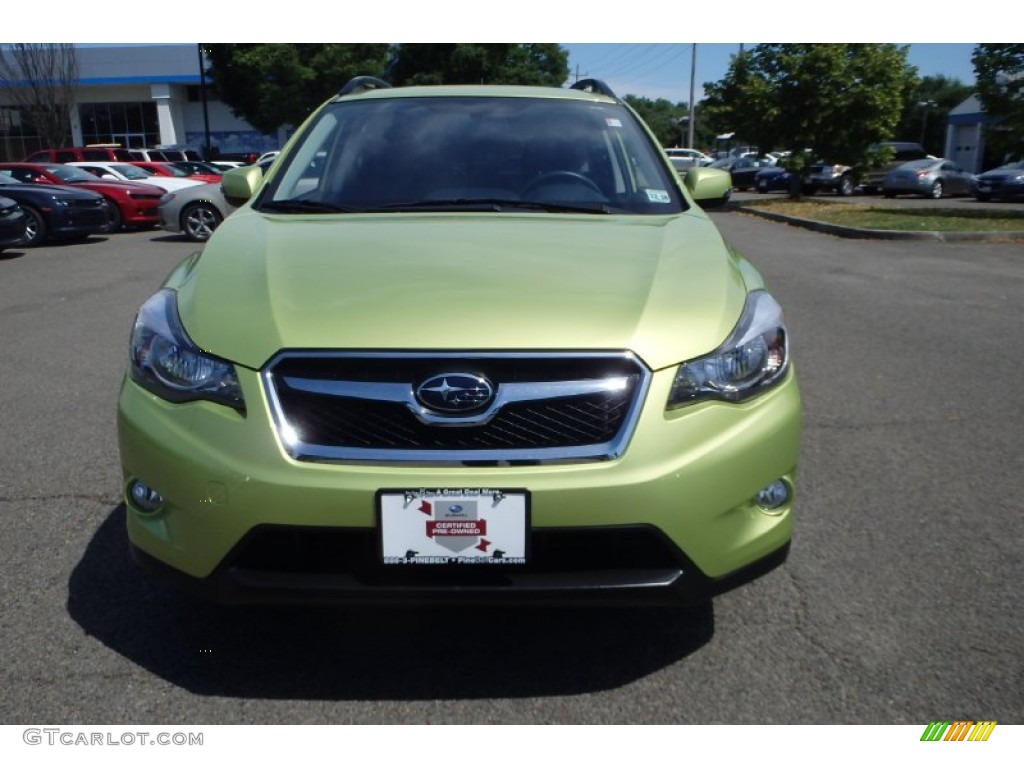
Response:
[0,172,110,246]
[754,167,794,193]
[0,195,28,252]
[974,160,1024,201]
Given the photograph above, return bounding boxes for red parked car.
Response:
[0,163,162,231]
[128,161,221,185]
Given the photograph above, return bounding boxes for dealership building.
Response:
[0,44,285,162]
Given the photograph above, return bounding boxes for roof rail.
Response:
[338,76,392,97]
[570,78,618,100]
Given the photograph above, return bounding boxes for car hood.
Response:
[978,169,1023,180]
[75,179,163,195]
[0,183,101,201]
[174,209,752,371]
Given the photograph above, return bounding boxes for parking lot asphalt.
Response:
[0,214,1021,726]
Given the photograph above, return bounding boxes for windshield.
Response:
[258,96,684,215]
[46,166,101,183]
[109,164,153,180]
[152,164,190,177]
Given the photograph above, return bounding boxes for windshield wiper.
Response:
[375,198,615,214]
[259,199,360,214]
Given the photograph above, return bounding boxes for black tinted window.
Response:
[262,96,683,215]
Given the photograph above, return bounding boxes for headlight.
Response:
[667,290,789,408]
[159,192,175,205]
[129,289,244,410]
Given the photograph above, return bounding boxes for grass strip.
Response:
[743,200,1024,232]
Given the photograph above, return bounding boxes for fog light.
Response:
[128,479,164,513]
[755,479,790,512]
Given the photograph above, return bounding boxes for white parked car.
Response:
[664,148,713,167]
[67,162,205,193]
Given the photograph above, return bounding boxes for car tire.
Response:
[883,191,896,199]
[929,181,944,200]
[181,202,223,241]
[975,193,991,202]
[20,206,47,247]
[104,202,123,233]
[836,176,855,196]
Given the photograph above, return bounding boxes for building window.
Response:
[79,102,159,148]
[0,106,41,161]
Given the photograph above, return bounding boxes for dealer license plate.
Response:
[378,488,529,565]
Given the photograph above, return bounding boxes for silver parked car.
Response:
[882,158,975,199]
[156,157,275,241]
[156,181,235,242]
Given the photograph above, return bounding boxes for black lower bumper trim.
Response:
[130,526,790,607]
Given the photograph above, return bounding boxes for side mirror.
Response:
[221,165,264,207]
[684,167,732,209]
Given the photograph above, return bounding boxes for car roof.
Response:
[332,83,620,105]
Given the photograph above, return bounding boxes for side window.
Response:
[56,151,76,162]
[84,150,107,160]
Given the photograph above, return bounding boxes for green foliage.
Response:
[893,75,974,155]
[623,95,689,147]
[385,44,568,87]
[701,44,918,173]
[972,44,1024,161]
[203,44,389,134]
[203,44,569,135]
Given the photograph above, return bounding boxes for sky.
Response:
[26,0,996,107]
[561,44,979,105]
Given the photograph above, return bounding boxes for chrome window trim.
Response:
[261,351,651,465]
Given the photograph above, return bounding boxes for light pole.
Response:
[197,44,212,158]
[918,100,937,149]
[687,44,697,149]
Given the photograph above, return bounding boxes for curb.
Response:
[730,203,1024,242]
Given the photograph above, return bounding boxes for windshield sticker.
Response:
[605,118,622,128]
[646,189,671,204]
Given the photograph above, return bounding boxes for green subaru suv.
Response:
[118,77,800,604]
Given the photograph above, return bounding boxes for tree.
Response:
[972,44,1024,162]
[386,44,568,88]
[203,44,569,137]
[893,75,973,156]
[203,44,390,134]
[701,44,918,193]
[623,95,689,147]
[0,44,78,148]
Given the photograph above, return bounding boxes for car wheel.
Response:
[883,191,896,199]
[104,203,123,233]
[929,181,944,200]
[836,176,855,196]
[181,202,223,242]
[20,206,47,247]
[975,192,991,202]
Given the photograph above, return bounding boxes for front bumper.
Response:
[118,364,801,604]
[119,200,160,227]
[49,203,111,239]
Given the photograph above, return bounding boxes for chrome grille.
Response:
[263,352,650,464]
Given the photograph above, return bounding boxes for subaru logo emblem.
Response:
[415,373,494,413]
